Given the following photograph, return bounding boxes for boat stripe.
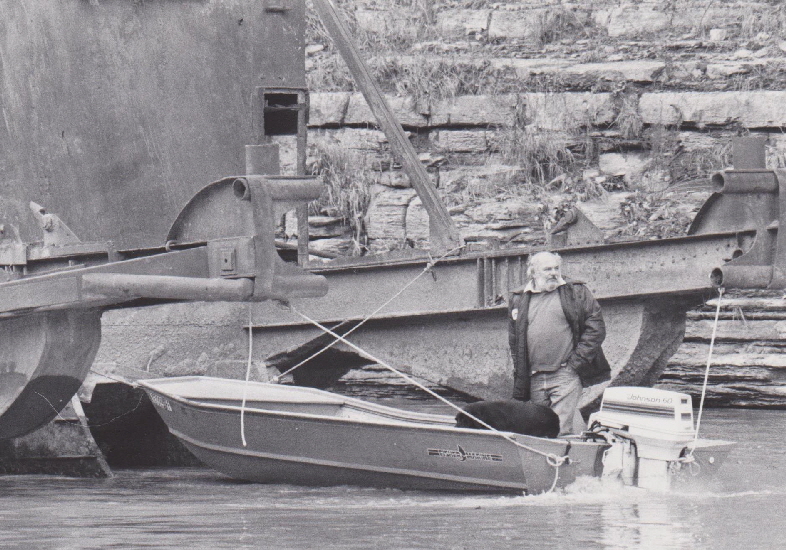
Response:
[169,429,529,490]
[602,402,675,417]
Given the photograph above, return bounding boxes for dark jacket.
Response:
[508,279,610,401]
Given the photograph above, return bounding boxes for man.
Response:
[508,251,610,435]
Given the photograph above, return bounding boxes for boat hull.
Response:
[141,377,605,494]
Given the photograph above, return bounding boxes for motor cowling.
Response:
[588,387,697,490]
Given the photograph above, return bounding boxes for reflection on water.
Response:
[0,408,785,549]
[597,485,698,549]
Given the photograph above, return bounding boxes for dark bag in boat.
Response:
[455,400,560,438]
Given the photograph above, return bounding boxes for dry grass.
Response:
[669,140,732,188]
[740,4,786,39]
[617,191,694,239]
[614,91,644,140]
[770,135,786,169]
[493,92,599,195]
[306,52,356,92]
[643,124,732,189]
[308,141,374,255]
[534,7,592,46]
[497,125,576,188]
[372,56,518,104]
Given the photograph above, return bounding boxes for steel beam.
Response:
[246,231,747,329]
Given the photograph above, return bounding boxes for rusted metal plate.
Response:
[244,232,743,327]
[0,0,305,247]
[0,310,102,439]
[232,232,741,407]
[245,295,688,412]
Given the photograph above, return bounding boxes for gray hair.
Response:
[526,251,561,279]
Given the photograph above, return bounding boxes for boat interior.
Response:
[141,376,458,427]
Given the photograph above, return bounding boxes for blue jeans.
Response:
[530,365,583,435]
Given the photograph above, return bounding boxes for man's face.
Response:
[532,254,562,292]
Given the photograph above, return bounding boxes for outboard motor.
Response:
[588,387,698,490]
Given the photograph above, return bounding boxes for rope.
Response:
[249,244,566,490]
[547,458,561,493]
[34,386,146,429]
[34,392,72,423]
[272,245,465,383]
[240,305,254,447]
[87,369,139,387]
[688,286,724,454]
[289,305,570,478]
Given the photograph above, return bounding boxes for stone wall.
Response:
[658,293,786,408]
[304,89,786,248]
[295,0,786,255]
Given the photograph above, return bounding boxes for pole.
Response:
[310,0,461,254]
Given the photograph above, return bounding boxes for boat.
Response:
[139,376,734,493]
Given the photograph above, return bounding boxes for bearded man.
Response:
[507,251,610,435]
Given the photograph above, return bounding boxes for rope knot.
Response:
[425,253,437,281]
[546,453,569,467]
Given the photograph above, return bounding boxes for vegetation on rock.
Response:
[303,0,786,254]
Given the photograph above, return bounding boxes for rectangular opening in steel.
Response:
[264,93,300,136]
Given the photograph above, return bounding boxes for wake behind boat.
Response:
[139,377,734,494]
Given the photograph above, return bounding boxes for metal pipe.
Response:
[256,175,323,201]
[710,265,773,288]
[81,273,254,301]
[711,171,779,194]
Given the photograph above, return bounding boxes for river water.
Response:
[0,406,784,549]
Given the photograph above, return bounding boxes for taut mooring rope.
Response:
[689,286,724,455]
[289,304,570,488]
[240,305,254,447]
[272,245,465,383]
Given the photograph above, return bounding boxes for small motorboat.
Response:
[139,377,734,493]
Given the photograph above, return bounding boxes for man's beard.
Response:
[543,279,559,291]
[537,276,560,292]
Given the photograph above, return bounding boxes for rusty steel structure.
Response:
[0,175,327,440]
[0,0,784,452]
[245,143,769,416]
[247,165,755,411]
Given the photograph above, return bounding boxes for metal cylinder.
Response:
[260,175,324,202]
[81,273,254,301]
[710,265,772,288]
[232,178,250,200]
[711,170,779,194]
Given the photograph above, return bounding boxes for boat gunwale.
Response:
[137,377,593,447]
[142,382,514,437]
[138,376,457,423]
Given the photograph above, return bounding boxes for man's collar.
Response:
[523,277,567,293]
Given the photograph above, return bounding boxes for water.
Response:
[1,408,785,549]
